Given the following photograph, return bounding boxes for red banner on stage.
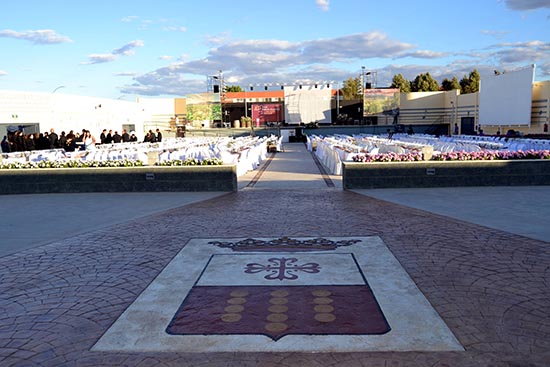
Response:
[252,104,283,126]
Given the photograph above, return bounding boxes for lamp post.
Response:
[361,66,366,123]
[218,70,223,128]
[336,81,340,118]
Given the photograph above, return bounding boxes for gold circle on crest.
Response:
[268,305,289,313]
[269,297,288,305]
[314,313,336,323]
[265,322,288,332]
[311,289,332,297]
[224,305,244,313]
[230,290,249,298]
[227,297,246,305]
[267,313,288,322]
[221,313,242,323]
[314,304,334,313]
[270,290,289,297]
[313,297,333,305]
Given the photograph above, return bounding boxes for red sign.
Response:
[252,104,283,125]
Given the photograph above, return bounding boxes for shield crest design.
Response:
[166,250,390,341]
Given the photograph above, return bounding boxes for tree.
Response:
[441,76,461,91]
[460,69,480,94]
[390,74,411,93]
[411,72,439,92]
[341,77,362,100]
[225,85,243,92]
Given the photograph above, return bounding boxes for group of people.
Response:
[1,127,145,154]
[143,129,162,143]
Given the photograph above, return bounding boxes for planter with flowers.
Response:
[344,149,550,189]
[0,158,236,194]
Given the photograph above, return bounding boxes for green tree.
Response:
[460,69,480,94]
[441,76,461,91]
[411,72,440,92]
[341,77,362,100]
[225,85,243,92]
[390,73,411,93]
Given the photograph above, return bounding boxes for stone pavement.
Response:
[0,143,549,366]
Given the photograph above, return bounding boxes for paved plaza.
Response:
[0,143,549,366]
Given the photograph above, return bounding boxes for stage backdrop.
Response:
[479,64,535,127]
[251,104,283,126]
[363,88,400,116]
[186,93,220,128]
[284,85,332,124]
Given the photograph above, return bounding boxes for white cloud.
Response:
[480,30,508,39]
[0,70,7,76]
[505,0,550,10]
[118,31,550,97]
[159,55,173,60]
[164,26,188,32]
[113,40,144,56]
[400,50,448,59]
[114,72,138,77]
[0,29,72,44]
[316,0,330,11]
[121,15,139,22]
[82,40,144,64]
[80,54,117,65]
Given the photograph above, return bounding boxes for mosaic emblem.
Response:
[244,257,320,280]
[166,250,390,341]
[208,236,361,252]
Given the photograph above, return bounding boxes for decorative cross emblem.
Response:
[244,257,320,281]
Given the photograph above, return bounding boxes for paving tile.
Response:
[0,145,548,366]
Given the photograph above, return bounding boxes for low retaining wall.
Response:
[343,160,550,189]
[0,165,237,194]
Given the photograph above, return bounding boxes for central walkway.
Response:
[0,143,548,366]
[239,143,338,190]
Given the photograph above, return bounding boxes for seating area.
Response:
[1,135,277,177]
[308,133,550,175]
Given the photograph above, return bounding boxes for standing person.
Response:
[105,130,113,144]
[83,130,96,150]
[48,128,59,148]
[121,129,130,143]
[112,131,122,143]
[148,130,157,143]
[58,131,67,150]
[1,136,10,153]
[129,132,137,142]
[156,128,162,142]
[454,123,459,135]
[100,129,107,144]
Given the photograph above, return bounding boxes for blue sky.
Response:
[0,0,549,99]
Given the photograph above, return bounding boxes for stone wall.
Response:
[343,160,550,189]
[0,165,237,194]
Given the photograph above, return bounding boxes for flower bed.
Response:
[343,158,550,189]
[352,149,550,163]
[156,158,223,166]
[0,159,144,169]
[0,165,237,194]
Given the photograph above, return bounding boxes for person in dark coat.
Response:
[36,133,51,150]
[156,129,162,142]
[58,131,67,150]
[112,131,122,143]
[1,136,10,153]
[100,129,107,144]
[121,129,130,143]
[48,128,59,148]
[105,130,113,144]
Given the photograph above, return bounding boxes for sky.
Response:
[0,0,549,99]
